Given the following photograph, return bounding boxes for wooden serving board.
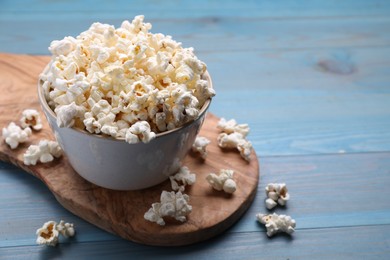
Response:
[0,53,259,246]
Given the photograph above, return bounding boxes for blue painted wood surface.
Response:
[1,0,390,259]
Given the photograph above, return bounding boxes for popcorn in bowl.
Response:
[39,15,215,144]
[37,15,214,190]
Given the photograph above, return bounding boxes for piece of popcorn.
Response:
[49,36,76,56]
[217,132,252,161]
[2,122,32,149]
[55,102,85,128]
[237,140,253,162]
[23,140,63,166]
[256,213,296,237]
[217,118,250,137]
[206,169,237,194]
[171,87,200,124]
[83,99,116,136]
[125,121,156,144]
[265,183,290,209]
[40,15,215,141]
[194,78,216,105]
[192,136,210,159]
[56,220,75,238]
[36,221,59,247]
[144,191,192,226]
[20,109,43,131]
[169,166,196,192]
[265,198,278,210]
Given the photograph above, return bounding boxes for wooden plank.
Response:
[209,46,390,155]
[1,16,390,54]
[1,0,390,18]
[1,152,390,247]
[231,152,390,233]
[1,225,390,259]
[0,166,118,248]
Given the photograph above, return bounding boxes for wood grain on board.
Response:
[0,53,259,246]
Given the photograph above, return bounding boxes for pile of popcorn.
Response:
[39,15,215,144]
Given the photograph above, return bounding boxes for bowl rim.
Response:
[38,66,213,142]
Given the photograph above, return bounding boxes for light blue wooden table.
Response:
[1,0,390,259]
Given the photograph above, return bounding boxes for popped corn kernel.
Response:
[56,220,75,238]
[217,132,252,161]
[265,183,290,209]
[40,15,215,143]
[125,121,156,144]
[144,191,192,226]
[256,213,296,237]
[2,122,32,149]
[36,221,59,247]
[20,109,43,131]
[169,166,196,192]
[206,169,237,194]
[217,118,249,137]
[49,36,76,56]
[23,140,63,166]
[192,136,210,159]
[55,102,85,128]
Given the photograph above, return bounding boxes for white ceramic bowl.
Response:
[38,72,212,190]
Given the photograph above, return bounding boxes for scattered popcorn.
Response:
[56,220,75,238]
[2,122,32,149]
[206,169,237,194]
[265,183,290,209]
[217,132,252,161]
[191,136,210,159]
[217,118,250,137]
[169,166,196,192]
[256,213,296,237]
[20,109,43,131]
[36,220,75,246]
[144,191,192,226]
[23,140,63,166]
[36,221,59,247]
[40,15,215,143]
[125,121,156,144]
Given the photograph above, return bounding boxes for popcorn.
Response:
[192,136,210,159]
[265,183,290,209]
[2,122,32,149]
[125,121,156,144]
[40,15,215,143]
[36,220,75,247]
[23,140,63,166]
[206,169,237,194]
[144,191,192,226]
[36,221,59,247]
[55,102,85,128]
[169,166,196,192]
[20,109,43,131]
[217,132,252,161]
[217,118,252,161]
[56,220,75,238]
[217,118,249,137]
[84,99,117,136]
[256,213,296,237]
